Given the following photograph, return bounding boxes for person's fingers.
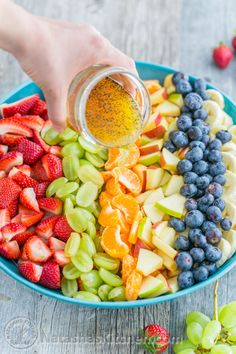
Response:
[43,89,67,132]
[103,46,138,76]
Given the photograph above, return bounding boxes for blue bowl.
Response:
[1,61,236,308]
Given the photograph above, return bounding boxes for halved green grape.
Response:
[78,136,102,153]
[85,151,104,168]
[56,182,79,199]
[177,350,196,354]
[71,250,93,273]
[75,182,98,208]
[62,156,80,181]
[210,344,233,354]
[78,208,96,224]
[110,264,120,274]
[99,268,123,287]
[61,142,84,158]
[186,311,210,330]
[60,137,78,146]
[219,303,236,328]
[64,233,81,257]
[61,277,78,297]
[94,236,103,252]
[64,197,74,214]
[97,148,108,161]
[108,286,126,301]
[46,177,68,197]
[228,326,236,341]
[231,346,236,354]
[79,233,96,258]
[60,127,78,141]
[80,270,103,288]
[186,322,203,345]
[91,201,101,218]
[83,286,98,295]
[44,127,62,145]
[66,208,88,233]
[174,340,197,353]
[78,164,104,188]
[79,159,93,167]
[62,263,81,280]
[73,291,101,302]
[98,284,113,301]
[201,320,222,349]
[94,253,120,271]
[86,221,96,240]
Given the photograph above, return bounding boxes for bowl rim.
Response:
[0,60,235,309]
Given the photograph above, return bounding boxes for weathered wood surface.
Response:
[0,0,236,353]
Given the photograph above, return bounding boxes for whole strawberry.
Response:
[232,35,236,51]
[213,43,233,68]
[142,324,169,353]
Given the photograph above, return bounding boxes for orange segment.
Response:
[105,145,140,170]
[122,254,136,283]
[128,211,143,244]
[112,167,142,195]
[99,191,113,208]
[105,148,124,170]
[112,194,139,224]
[144,80,162,94]
[101,225,129,259]
[125,269,143,301]
[106,177,126,196]
[119,212,130,234]
[98,203,121,227]
[101,171,113,182]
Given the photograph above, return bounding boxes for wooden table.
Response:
[0,1,236,353]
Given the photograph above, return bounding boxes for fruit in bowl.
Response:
[0,69,236,304]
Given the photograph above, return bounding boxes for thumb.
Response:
[43,89,67,133]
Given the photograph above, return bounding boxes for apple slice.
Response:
[160,148,180,173]
[156,193,185,218]
[163,74,175,95]
[133,239,151,258]
[138,275,164,298]
[143,113,162,134]
[225,202,236,226]
[132,164,147,192]
[158,226,176,247]
[222,112,233,129]
[139,139,163,156]
[144,80,162,94]
[223,229,236,257]
[168,93,184,108]
[168,276,179,293]
[140,135,154,146]
[136,249,163,276]
[222,142,236,153]
[156,249,178,272]
[160,170,171,186]
[225,170,236,188]
[149,274,170,297]
[229,125,236,143]
[222,152,236,174]
[138,217,153,248]
[150,88,168,106]
[165,175,184,197]
[145,168,164,190]
[152,237,178,259]
[217,238,232,267]
[144,188,164,205]
[138,151,161,166]
[152,221,168,236]
[143,203,164,224]
[164,117,177,141]
[168,269,180,278]
[144,117,169,139]
[177,147,189,160]
[153,100,180,117]
[136,190,153,205]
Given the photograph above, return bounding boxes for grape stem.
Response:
[214,280,219,321]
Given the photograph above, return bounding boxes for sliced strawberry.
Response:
[19,204,44,227]
[25,235,52,263]
[0,144,8,158]
[0,171,6,178]
[31,161,49,182]
[48,145,61,157]
[11,214,21,223]
[48,237,65,252]
[18,261,43,283]
[2,223,26,242]
[54,250,70,266]
[39,260,60,289]
[0,134,23,147]
[20,245,28,260]
[33,130,50,152]
[10,168,38,188]
[0,118,33,137]
[12,115,44,132]
[33,181,50,198]
[0,231,4,243]
[20,188,40,212]
[0,94,40,117]
[0,177,21,209]
[36,215,59,239]
[38,198,62,215]
[41,154,63,181]
[0,209,10,228]
[0,151,23,172]
[0,240,21,260]
[18,164,31,176]
[12,230,34,247]
[29,99,47,116]
[7,198,18,218]
[54,216,73,242]
[16,138,44,165]
[41,110,48,120]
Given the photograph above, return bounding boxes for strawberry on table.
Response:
[0,151,23,172]
[25,235,52,263]
[53,216,73,242]
[19,204,44,227]
[0,117,33,137]
[10,168,38,188]
[41,154,63,181]
[0,209,10,229]
[36,215,60,239]
[48,237,65,252]
[142,324,170,353]
[1,223,27,242]
[18,261,43,283]
[16,138,44,165]
[39,260,61,289]
[20,188,40,212]
[33,182,50,198]
[38,197,63,215]
[0,134,24,147]
[0,94,40,117]
[0,177,21,209]
[12,115,44,132]
[54,250,70,266]
[213,43,233,68]
[0,240,21,260]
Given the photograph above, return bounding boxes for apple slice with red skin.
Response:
[139,139,163,156]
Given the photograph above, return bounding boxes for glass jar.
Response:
[67,65,151,147]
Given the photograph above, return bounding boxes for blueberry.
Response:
[209,162,226,176]
[193,119,206,129]
[201,125,210,136]
[190,248,205,263]
[177,159,193,174]
[177,115,192,132]
[192,161,209,175]
[185,210,204,228]
[205,174,213,183]
[193,266,209,282]
[178,271,195,289]
[185,198,198,211]
[176,79,192,95]
[196,175,210,190]
[205,245,222,262]
[194,78,206,92]
[201,134,210,146]
[189,140,206,151]
[203,149,210,160]
[172,72,189,85]
[201,221,216,233]
[193,109,208,121]
[180,184,198,198]
[196,90,209,101]
[176,252,193,271]
[220,218,232,231]
[188,126,203,141]
[209,138,222,150]
[186,146,203,162]
[189,228,202,242]
[213,175,226,186]
[169,130,189,148]
[206,228,222,245]
[206,206,222,223]
[195,189,205,198]
[213,198,225,211]
[181,105,191,114]
[168,217,186,232]
[175,235,190,251]
[184,93,203,111]
[216,130,232,144]
[207,183,223,198]
[184,172,198,184]
[163,140,176,153]
[208,150,222,163]
[197,193,214,213]
[201,261,217,275]
[194,234,208,249]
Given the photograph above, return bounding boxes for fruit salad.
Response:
[0,71,236,303]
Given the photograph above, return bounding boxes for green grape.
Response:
[73,291,101,302]
[75,181,98,208]
[83,285,98,295]
[63,197,74,214]
[61,277,78,297]
[108,286,126,301]
[174,339,196,353]
[62,263,81,280]
[219,303,236,328]
[85,151,105,168]
[92,201,101,218]
[56,181,79,198]
[228,326,236,341]
[177,350,195,354]
[60,137,78,146]
[96,148,108,161]
[78,208,96,225]
[79,159,93,167]
[46,177,68,197]
[202,320,221,349]
[231,346,236,354]
[78,136,102,153]
[78,164,104,188]
[59,127,78,141]
[99,268,123,287]
[71,250,93,273]
[79,233,96,258]
[94,236,103,252]
[64,233,80,257]
[86,221,96,240]
[210,343,233,354]
[186,311,210,329]
[44,127,62,145]
[186,321,203,345]
[98,284,113,301]
[62,156,80,181]
[94,252,120,271]
[80,270,103,288]
[61,142,84,158]
[66,208,88,233]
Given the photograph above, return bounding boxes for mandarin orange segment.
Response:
[119,212,130,234]
[128,211,143,244]
[101,171,113,182]
[125,269,143,301]
[98,203,121,227]
[112,167,142,196]
[106,177,126,196]
[99,191,113,208]
[111,194,139,224]
[105,145,140,170]
[105,148,124,170]
[122,254,136,283]
[144,80,162,94]
[101,225,129,259]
